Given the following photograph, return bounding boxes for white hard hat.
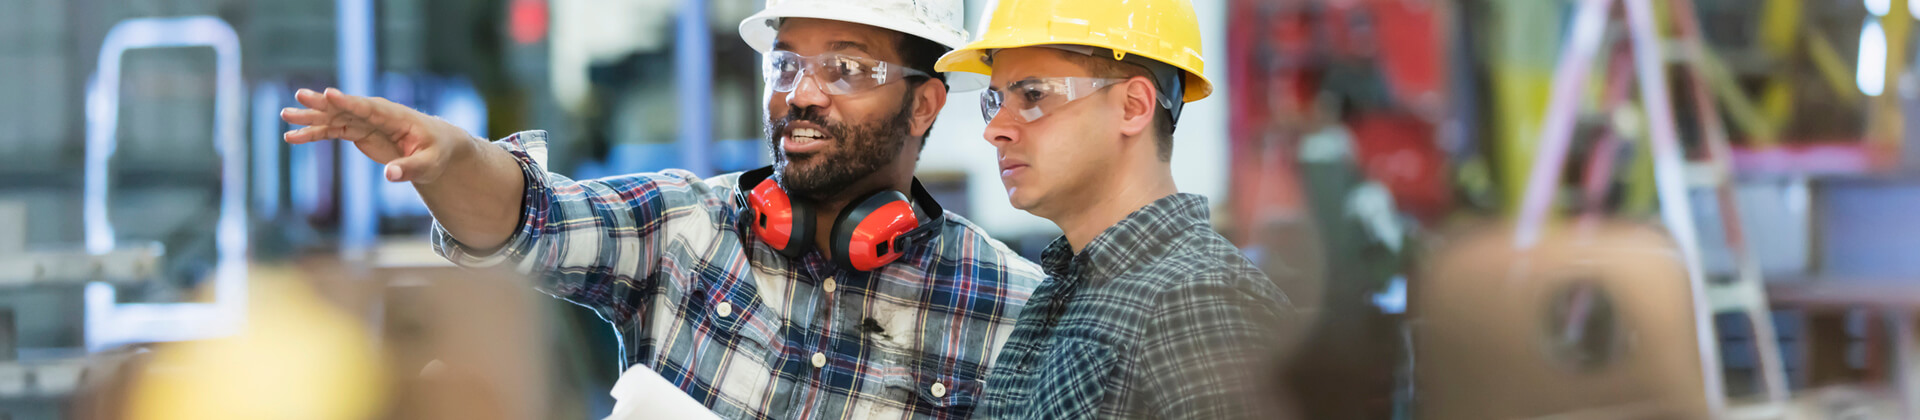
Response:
[739,0,984,90]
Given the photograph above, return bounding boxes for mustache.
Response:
[770,106,835,143]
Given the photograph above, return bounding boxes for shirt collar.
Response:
[1039,193,1213,282]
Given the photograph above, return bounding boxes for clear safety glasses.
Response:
[764,50,930,95]
[979,77,1131,124]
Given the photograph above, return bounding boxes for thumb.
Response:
[384,152,442,184]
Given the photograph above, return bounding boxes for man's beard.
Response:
[765,100,914,203]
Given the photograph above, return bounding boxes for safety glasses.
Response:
[979,77,1127,124]
[764,50,930,95]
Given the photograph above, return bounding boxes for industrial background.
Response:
[5,0,1920,418]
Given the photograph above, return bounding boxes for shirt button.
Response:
[717,301,733,318]
[929,382,947,398]
[823,277,837,293]
[811,352,827,368]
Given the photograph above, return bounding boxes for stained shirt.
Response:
[432,131,1043,419]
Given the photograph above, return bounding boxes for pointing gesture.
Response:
[279,87,525,249]
[280,88,473,185]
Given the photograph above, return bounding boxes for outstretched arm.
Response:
[281,88,524,251]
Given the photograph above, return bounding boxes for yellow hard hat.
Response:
[934,0,1213,103]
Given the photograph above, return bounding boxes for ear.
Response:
[909,78,948,138]
[1117,76,1156,138]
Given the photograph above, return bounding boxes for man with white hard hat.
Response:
[279,0,1041,417]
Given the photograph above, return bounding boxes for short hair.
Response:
[1052,50,1176,161]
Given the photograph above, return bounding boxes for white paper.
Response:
[603,364,722,420]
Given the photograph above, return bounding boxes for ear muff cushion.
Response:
[747,178,813,257]
[831,190,921,272]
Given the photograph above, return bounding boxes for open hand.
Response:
[280,88,474,184]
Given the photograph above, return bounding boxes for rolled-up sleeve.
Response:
[431,130,735,325]
[430,131,557,268]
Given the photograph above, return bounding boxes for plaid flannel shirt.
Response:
[431,131,1042,419]
[979,193,1294,420]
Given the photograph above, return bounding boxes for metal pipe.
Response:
[339,0,378,259]
[675,0,714,175]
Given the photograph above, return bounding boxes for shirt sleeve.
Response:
[430,130,738,326]
[1137,273,1292,420]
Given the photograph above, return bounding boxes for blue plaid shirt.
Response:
[432,131,1042,419]
[979,193,1294,419]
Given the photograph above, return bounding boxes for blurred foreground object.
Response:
[67,261,553,420]
[377,259,551,420]
[1416,221,1708,419]
[122,271,387,420]
[603,364,718,420]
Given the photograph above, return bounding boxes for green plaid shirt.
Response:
[979,193,1294,419]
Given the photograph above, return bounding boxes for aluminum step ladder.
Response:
[1513,0,1791,417]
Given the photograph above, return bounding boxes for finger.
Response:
[280,107,334,126]
[284,125,333,144]
[323,88,379,120]
[329,119,380,142]
[324,89,411,135]
[294,88,331,111]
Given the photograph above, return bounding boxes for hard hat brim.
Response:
[935,41,1214,103]
[739,2,986,91]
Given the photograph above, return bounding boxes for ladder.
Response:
[1511,0,1791,417]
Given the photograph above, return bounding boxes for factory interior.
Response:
[9,0,1920,418]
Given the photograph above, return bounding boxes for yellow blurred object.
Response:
[126,270,388,420]
[1485,0,1564,213]
[933,0,1213,102]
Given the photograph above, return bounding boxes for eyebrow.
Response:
[1003,77,1045,91]
[772,40,875,56]
[827,40,871,55]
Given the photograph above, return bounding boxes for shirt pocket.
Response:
[872,363,984,415]
[672,270,779,415]
[686,269,776,358]
[1026,338,1116,420]
[861,329,985,416]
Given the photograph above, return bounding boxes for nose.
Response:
[785,71,832,112]
[982,103,1019,149]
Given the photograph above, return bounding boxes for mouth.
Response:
[781,121,833,154]
[998,158,1028,178]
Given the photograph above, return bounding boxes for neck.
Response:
[1055,159,1177,254]
[810,172,915,255]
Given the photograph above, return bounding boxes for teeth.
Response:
[792,128,824,139]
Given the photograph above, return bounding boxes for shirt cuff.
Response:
[430,130,554,268]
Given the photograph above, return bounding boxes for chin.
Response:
[778,153,818,171]
[1005,188,1038,212]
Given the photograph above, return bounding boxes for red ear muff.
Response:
[747,177,813,258]
[830,190,923,272]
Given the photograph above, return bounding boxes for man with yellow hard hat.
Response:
[934,0,1296,418]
